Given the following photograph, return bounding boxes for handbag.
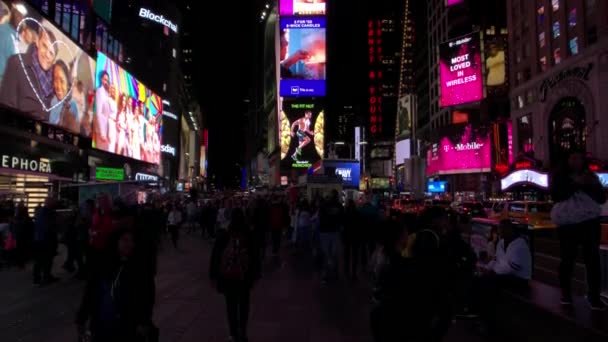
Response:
[551,191,601,226]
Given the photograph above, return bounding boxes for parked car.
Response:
[456,202,487,222]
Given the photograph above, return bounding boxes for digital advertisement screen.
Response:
[440,33,483,107]
[279,17,326,97]
[501,170,549,191]
[93,52,163,164]
[446,0,465,6]
[484,35,508,95]
[0,2,97,136]
[322,160,361,189]
[428,181,447,193]
[397,95,413,137]
[395,139,411,165]
[280,0,326,16]
[279,100,324,169]
[200,146,207,177]
[426,125,491,175]
[160,102,179,159]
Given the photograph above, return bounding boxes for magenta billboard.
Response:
[440,33,483,107]
[426,125,491,175]
[280,0,326,16]
[446,0,465,6]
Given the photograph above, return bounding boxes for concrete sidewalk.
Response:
[0,235,484,342]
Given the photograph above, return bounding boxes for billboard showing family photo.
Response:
[0,2,96,136]
[439,32,483,107]
[93,52,162,164]
[279,17,326,97]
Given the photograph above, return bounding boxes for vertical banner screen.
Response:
[440,33,483,107]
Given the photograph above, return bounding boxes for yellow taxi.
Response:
[489,201,556,230]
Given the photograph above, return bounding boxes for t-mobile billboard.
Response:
[426,125,491,175]
[440,33,483,107]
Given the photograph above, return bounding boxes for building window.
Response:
[552,0,560,11]
[517,114,535,155]
[539,32,546,47]
[569,37,579,55]
[537,6,545,25]
[554,48,561,64]
[527,89,534,103]
[553,22,560,38]
[518,95,525,109]
[540,56,548,71]
[516,71,523,83]
[569,8,577,27]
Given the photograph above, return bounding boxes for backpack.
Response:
[220,233,249,280]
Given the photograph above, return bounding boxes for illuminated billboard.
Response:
[484,35,508,96]
[279,17,326,97]
[396,95,413,137]
[93,52,163,164]
[0,3,97,136]
[426,125,491,175]
[200,146,207,177]
[395,139,411,165]
[279,100,324,169]
[280,0,326,16]
[440,33,483,107]
[446,0,465,6]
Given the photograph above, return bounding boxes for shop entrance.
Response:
[549,97,586,163]
[0,173,52,216]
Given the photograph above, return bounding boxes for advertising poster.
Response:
[322,160,361,188]
[440,33,483,107]
[93,52,163,164]
[446,0,465,6]
[397,95,413,137]
[426,125,491,175]
[0,2,96,136]
[484,35,508,96]
[200,146,207,177]
[279,100,324,169]
[279,17,326,97]
[280,0,326,16]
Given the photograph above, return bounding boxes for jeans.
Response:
[320,232,339,279]
[558,219,602,300]
[32,240,55,282]
[224,285,251,341]
[168,225,179,249]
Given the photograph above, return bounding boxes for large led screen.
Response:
[397,95,413,137]
[440,33,483,107]
[93,52,162,164]
[279,100,324,169]
[426,125,491,175]
[279,17,326,97]
[322,160,361,189]
[0,2,96,136]
[280,0,326,16]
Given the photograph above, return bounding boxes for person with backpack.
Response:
[210,208,260,342]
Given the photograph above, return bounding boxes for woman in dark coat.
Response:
[76,228,155,342]
[210,208,260,342]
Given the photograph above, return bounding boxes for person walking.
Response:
[319,190,344,282]
[11,204,34,269]
[269,197,286,257]
[76,228,156,342]
[342,199,362,280]
[32,198,59,286]
[551,150,607,310]
[167,205,182,249]
[210,208,260,342]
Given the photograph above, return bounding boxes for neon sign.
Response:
[501,170,549,191]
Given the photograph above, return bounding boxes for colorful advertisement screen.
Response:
[440,33,483,107]
[280,0,326,16]
[323,160,361,189]
[484,35,508,96]
[428,181,447,193]
[0,2,97,136]
[279,17,326,97]
[200,146,207,177]
[426,125,491,175]
[446,0,465,6]
[279,100,324,169]
[93,52,162,164]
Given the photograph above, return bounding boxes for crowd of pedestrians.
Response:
[0,158,605,342]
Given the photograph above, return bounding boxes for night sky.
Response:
[190,1,264,188]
